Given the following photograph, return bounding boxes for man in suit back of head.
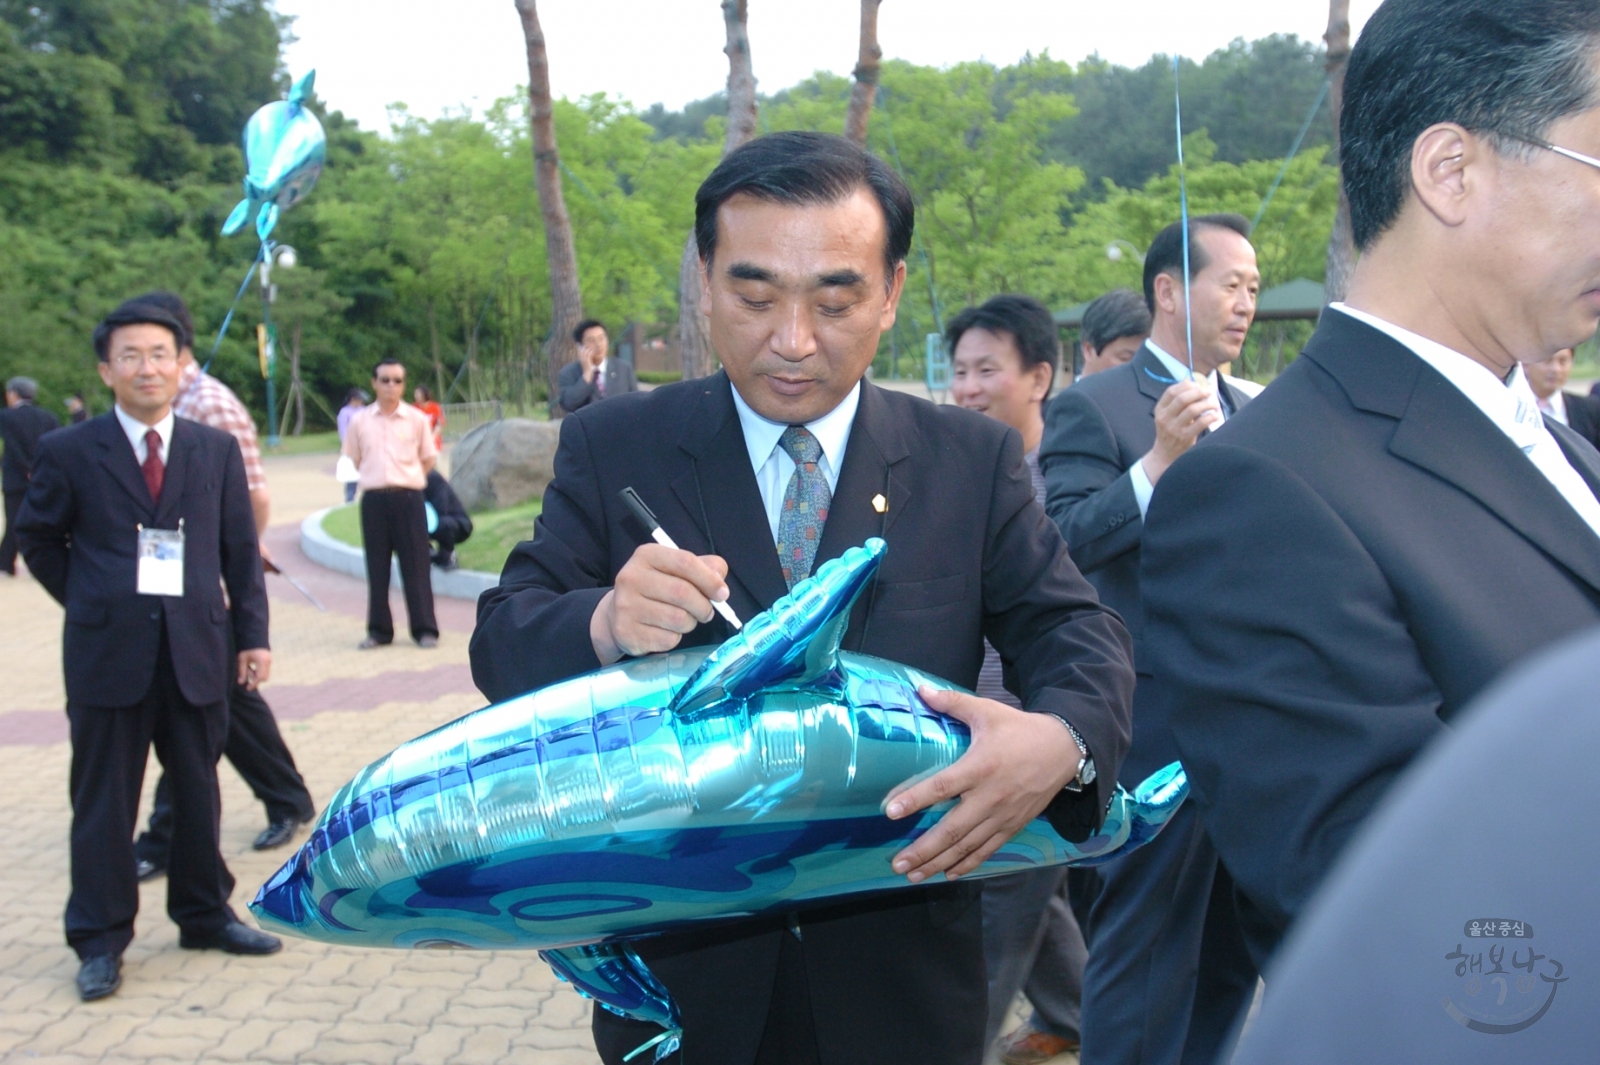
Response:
[1141,0,1600,982]
[1,374,61,575]
[1078,289,1152,379]
[473,129,1134,1065]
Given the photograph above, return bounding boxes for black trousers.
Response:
[360,487,437,642]
[1079,801,1258,1065]
[66,630,234,959]
[431,514,471,558]
[135,679,315,865]
[2,488,23,574]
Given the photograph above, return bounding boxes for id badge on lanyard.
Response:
[137,520,185,597]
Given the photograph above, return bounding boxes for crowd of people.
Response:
[4,0,1600,1062]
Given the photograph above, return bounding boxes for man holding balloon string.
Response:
[472,132,1136,1065]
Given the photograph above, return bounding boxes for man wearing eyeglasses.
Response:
[342,357,440,650]
[1141,0,1600,976]
[17,298,280,1002]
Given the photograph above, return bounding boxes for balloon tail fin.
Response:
[222,199,252,236]
[1079,763,1189,867]
[541,943,681,1061]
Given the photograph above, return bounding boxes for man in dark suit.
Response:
[1141,0,1600,973]
[555,318,640,414]
[1040,214,1260,1065]
[472,131,1135,1065]
[18,299,282,1003]
[2,375,61,575]
[424,468,473,570]
[1525,347,1600,449]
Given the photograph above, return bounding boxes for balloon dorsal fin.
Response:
[289,70,316,107]
[667,538,885,721]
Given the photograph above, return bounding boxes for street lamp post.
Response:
[259,243,297,447]
[1106,239,1146,265]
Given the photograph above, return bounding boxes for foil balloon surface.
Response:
[253,539,1186,1061]
[221,70,326,242]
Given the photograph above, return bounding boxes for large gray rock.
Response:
[449,418,560,512]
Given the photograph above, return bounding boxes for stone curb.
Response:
[300,506,499,602]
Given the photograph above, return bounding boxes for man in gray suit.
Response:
[556,319,639,414]
[1039,214,1260,1065]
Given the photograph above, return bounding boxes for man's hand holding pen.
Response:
[590,545,732,665]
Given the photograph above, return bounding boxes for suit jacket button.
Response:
[150,611,160,620]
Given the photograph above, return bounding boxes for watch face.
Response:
[1080,759,1097,786]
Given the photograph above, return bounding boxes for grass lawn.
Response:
[321,498,541,575]
[264,430,342,455]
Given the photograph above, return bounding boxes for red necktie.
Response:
[142,428,165,502]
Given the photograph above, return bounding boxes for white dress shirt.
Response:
[114,404,175,465]
[1129,340,1229,517]
[1331,304,1600,539]
[731,380,860,542]
[1538,390,1570,426]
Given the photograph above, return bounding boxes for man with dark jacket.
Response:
[1040,215,1261,1065]
[1,375,60,575]
[1141,0,1600,974]
[424,468,473,569]
[18,299,282,1003]
[1525,347,1600,449]
[472,131,1134,1065]
[555,318,639,414]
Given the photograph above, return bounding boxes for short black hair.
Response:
[1342,0,1600,250]
[573,318,606,345]
[92,299,186,362]
[694,131,915,281]
[1081,289,1153,352]
[133,291,196,352]
[372,357,405,379]
[945,294,1061,386]
[345,388,367,404]
[1142,213,1253,313]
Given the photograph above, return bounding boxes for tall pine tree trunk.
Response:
[1323,0,1356,304]
[679,0,761,381]
[844,0,883,146]
[515,0,584,401]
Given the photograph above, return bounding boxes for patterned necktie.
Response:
[776,426,831,589]
[142,428,165,502]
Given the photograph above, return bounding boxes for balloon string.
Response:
[1173,55,1193,377]
[621,1028,681,1062]
[203,242,265,374]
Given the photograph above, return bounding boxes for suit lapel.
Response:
[154,418,192,526]
[815,381,911,568]
[670,375,789,614]
[1132,344,1169,406]
[93,414,155,516]
[1387,366,1600,595]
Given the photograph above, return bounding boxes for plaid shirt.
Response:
[174,363,267,492]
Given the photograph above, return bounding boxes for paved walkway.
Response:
[0,450,600,1065]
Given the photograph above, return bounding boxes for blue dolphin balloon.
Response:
[252,539,1185,1061]
[221,70,326,242]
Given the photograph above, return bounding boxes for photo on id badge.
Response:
[137,521,185,597]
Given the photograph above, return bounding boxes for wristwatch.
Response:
[1044,713,1097,793]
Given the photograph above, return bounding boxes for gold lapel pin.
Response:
[872,493,888,514]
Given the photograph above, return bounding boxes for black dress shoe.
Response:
[252,817,306,851]
[179,920,282,955]
[135,858,166,882]
[76,954,122,1001]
